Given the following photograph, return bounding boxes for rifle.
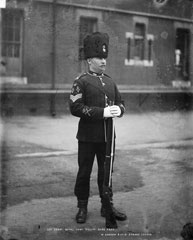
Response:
[102,116,118,229]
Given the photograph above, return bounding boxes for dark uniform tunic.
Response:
[69,71,125,202]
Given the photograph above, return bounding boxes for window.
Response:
[134,23,145,60]
[125,22,154,67]
[146,34,154,66]
[175,28,190,80]
[1,9,22,58]
[126,32,134,63]
[148,37,153,62]
[79,17,98,60]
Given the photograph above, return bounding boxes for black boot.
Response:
[76,200,88,224]
[101,204,127,221]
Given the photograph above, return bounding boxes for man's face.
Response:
[87,57,107,74]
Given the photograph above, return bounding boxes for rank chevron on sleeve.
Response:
[70,93,82,102]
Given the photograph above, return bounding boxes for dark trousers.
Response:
[74,141,110,202]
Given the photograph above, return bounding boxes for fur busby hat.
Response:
[83,32,109,59]
[181,223,193,240]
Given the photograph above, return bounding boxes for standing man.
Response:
[69,32,127,224]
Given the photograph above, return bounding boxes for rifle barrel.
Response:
[108,117,115,187]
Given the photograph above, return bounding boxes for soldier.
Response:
[69,32,127,224]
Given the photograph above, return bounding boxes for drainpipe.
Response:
[50,0,57,116]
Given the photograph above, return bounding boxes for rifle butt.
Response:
[103,191,117,229]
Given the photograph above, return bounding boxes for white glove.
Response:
[103,106,113,118]
[109,105,121,117]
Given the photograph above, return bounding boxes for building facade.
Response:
[0,0,193,115]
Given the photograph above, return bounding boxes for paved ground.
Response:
[2,111,193,153]
[0,111,193,240]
